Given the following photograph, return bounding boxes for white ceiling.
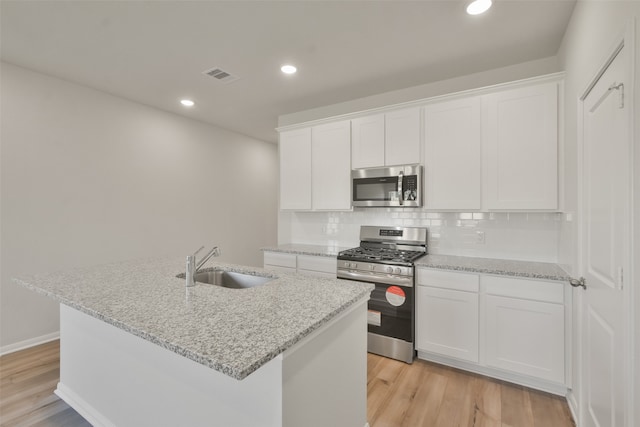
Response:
[0,0,576,143]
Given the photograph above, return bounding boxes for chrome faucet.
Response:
[186,245,221,287]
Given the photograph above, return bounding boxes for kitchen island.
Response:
[15,258,374,427]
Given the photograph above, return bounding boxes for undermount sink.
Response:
[193,270,272,289]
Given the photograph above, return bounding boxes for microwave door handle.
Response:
[397,172,404,205]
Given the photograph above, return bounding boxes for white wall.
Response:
[278,56,559,127]
[556,1,640,424]
[0,62,279,353]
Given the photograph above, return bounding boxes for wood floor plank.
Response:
[370,360,425,427]
[404,370,448,427]
[500,383,534,427]
[432,368,470,426]
[528,388,576,427]
[472,380,502,427]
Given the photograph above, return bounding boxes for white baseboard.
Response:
[55,382,116,427]
[0,331,60,356]
[566,390,580,426]
[417,350,568,396]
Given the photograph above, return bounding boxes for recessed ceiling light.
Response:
[180,99,195,107]
[466,0,492,15]
[281,65,297,75]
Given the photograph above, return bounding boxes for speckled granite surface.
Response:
[14,258,373,380]
[261,244,350,257]
[415,254,571,282]
[263,245,569,282]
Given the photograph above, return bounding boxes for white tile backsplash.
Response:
[279,208,561,262]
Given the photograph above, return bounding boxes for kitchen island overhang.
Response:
[15,258,374,427]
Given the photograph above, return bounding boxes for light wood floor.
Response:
[367,353,575,427]
[1,340,575,426]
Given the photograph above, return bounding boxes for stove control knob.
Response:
[369,264,375,271]
[386,266,393,274]
[395,267,402,275]
[344,262,351,268]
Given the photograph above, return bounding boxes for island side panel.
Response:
[282,298,368,427]
[57,305,284,427]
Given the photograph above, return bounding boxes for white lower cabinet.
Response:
[263,252,337,278]
[416,269,479,363]
[483,276,565,384]
[415,267,568,394]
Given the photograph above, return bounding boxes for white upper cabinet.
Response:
[351,107,420,169]
[279,120,351,211]
[279,128,312,210]
[351,114,384,169]
[312,120,352,210]
[281,75,561,212]
[484,82,559,210]
[423,97,482,210]
[384,107,421,166]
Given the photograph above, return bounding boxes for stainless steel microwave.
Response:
[352,164,422,207]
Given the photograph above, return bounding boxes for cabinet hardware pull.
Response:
[569,277,586,290]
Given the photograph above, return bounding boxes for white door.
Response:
[580,42,631,427]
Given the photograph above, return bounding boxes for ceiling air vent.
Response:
[202,67,239,84]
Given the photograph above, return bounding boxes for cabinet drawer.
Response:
[483,275,564,304]
[297,255,337,274]
[417,268,479,292]
[263,252,297,269]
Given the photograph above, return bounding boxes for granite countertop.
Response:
[14,258,373,380]
[262,245,570,282]
[261,243,350,257]
[415,254,571,282]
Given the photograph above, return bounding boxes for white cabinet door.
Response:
[311,120,352,210]
[351,114,384,169]
[279,128,312,210]
[484,82,558,210]
[385,107,421,166]
[416,285,479,363]
[484,294,564,383]
[423,97,482,210]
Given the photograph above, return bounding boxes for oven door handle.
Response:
[397,172,404,205]
[337,269,414,287]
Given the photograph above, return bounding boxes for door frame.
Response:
[575,20,636,427]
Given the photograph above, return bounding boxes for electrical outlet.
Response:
[476,231,486,244]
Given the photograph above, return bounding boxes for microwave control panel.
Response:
[403,175,418,201]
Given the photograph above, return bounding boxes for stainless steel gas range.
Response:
[337,226,428,363]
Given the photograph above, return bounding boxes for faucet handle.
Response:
[192,245,205,257]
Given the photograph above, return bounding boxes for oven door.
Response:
[367,282,414,343]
